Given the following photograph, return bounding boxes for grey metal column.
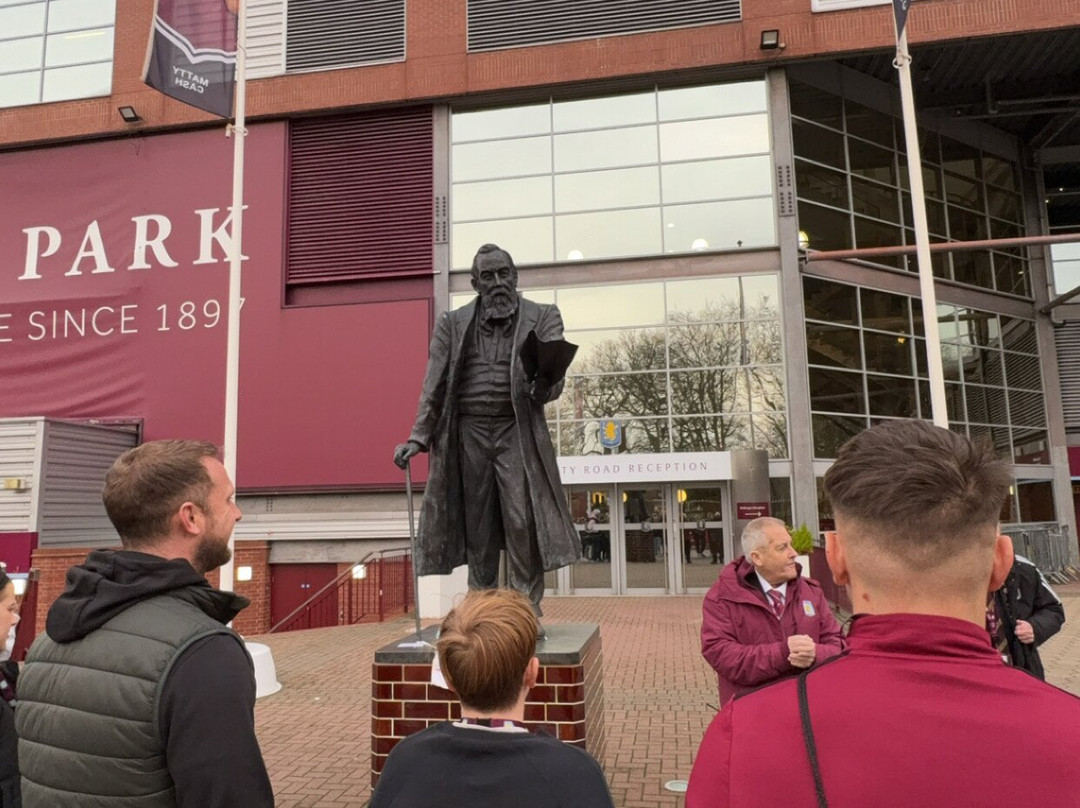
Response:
[768,68,819,537]
[730,449,771,550]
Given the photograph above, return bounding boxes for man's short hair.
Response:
[741,517,787,558]
[470,243,516,280]
[437,589,538,713]
[823,420,1011,569]
[103,440,221,547]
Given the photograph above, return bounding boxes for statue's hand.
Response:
[529,379,551,402]
[393,440,424,469]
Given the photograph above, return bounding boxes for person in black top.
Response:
[370,589,613,808]
[989,553,1066,680]
[0,569,21,807]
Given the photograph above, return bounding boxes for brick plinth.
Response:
[370,623,605,787]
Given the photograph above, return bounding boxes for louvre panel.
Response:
[286,0,404,71]
[0,419,43,533]
[467,0,741,52]
[247,0,285,79]
[1056,321,1080,429]
[287,108,434,285]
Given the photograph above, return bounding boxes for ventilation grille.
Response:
[286,0,404,72]
[1056,320,1080,430]
[247,0,285,78]
[287,108,434,286]
[467,0,742,52]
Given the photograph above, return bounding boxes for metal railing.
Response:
[1000,522,1075,583]
[269,548,414,633]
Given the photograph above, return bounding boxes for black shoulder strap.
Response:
[798,670,829,808]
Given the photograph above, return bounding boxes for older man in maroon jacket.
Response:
[701,517,845,706]
[688,421,1080,808]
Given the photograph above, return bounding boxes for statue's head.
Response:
[470,243,519,320]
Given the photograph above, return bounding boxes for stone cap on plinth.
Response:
[375,623,600,665]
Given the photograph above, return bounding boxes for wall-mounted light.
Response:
[760,30,784,51]
[690,238,710,252]
[2,478,27,492]
[236,565,253,582]
[118,105,141,123]
[11,577,27,596]
[352,564,367,580]
[798,230,811,251]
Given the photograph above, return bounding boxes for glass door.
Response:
[620,487,668,592]
[566,486,615,594]
[674,486,725,592]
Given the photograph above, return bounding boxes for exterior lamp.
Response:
[236,566,253,582]
[798,230,811,251]
[352,564,367,580]
[118,105,141,123]
[760,30,784,51]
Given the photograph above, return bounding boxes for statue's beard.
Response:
[481,289,517,320]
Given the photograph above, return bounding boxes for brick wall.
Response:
[232,541,271,636]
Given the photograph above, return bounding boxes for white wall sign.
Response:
[556,452,733,484]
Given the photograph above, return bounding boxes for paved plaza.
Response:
[252,582,1080,808]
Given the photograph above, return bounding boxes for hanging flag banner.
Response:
[143,0,239,118]
[892,0,913,42]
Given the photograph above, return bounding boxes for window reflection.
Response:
[556,208,664,261]
[41,61,110,102]
[554,126,658,172]
[0,71,39,107]
[453,137,551,182]
[659,115,769,162]
[0,37,44,72]
[662,156,772,203]
[453,176,552,221]
[0,4,46,39]
[45,27,112,66]
[559,283,665,329]
[663,198,776,252]
[659,81,768,120]
[554,167,659,213]
[553,92,655,131]
[452,217,553,268]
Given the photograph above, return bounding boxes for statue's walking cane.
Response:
[404,458,423,639]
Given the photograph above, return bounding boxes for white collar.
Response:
[755,571,788,599]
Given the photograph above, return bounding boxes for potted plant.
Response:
[788,523,815,577]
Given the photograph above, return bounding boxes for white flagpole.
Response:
[221,0,247,592]
[895,24,948,428]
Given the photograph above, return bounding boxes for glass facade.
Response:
[805,276,1048,462]
[453,273,788,458]
[790,78,1031,297]
[1051,243,1080,296]
[450,80,777,268]
[0,0,115,109]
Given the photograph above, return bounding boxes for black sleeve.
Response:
[1025,567,1066,646]
[159,634,275,808]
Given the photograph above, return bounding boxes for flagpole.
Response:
[221,0,247,592]
[894,21,948,428]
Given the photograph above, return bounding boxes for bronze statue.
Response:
[394,244,580,616]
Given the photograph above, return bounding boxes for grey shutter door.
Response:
[1056,321,1080,431]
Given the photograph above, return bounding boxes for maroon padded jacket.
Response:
[701,556,845,706]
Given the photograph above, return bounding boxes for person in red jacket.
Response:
[700,517,844,706]
[688,420,1080,808]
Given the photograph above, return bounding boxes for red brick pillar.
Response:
[232,540,271,636]
[29,547,97,636]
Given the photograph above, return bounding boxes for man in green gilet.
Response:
[17,440,274,808]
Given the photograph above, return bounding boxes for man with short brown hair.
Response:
[17,440,273,808]
[370,589,613,808]
[688,420,1080,807]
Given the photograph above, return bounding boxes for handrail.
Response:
[268,547,412,634]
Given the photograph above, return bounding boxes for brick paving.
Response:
[252,582,1080,808]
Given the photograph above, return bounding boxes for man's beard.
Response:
[193,535,233,575]
[480,289,518,320]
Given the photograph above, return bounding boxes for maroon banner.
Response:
[143,0,239,118]
[736,502,770,520]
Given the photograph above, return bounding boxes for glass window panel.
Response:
[848,139,895,185]
[788,79,843,129]
[41,60,110,102]
[898,159,943,199]
[968,424,1012,461]
[452,218,553,268]
[900,192,947,235]
[1012,435,1050,466]
[671,368,744,415]
[452,137,551,182]
[863,331,912,375]
[741,275,780,319]
[990,219,1022,241]
[0,4,46,39]
[453,104,550,142]
[553,92,655,132]
[940,137,980,179]
[745,321,783,364]
[753,413,789,459]
[809,367,865,414]
[453,176,552,221]
[964,383,991,422]
[1000,316,1036,354]
[659,115,769,162]
[556,208,662,261]
[554,166,659,213]
[558,282,665,329]
[804,277,857,324]
[44,27,112,68]
[795,160,849,210]
[994,251,1030,297]
[662,155,773,203]
[851,176,900,222]
[797,202,852,251]
[1017,480,1055,516]
[951,251,993,289]
[746,367,786,412]
[0,36,43,72]
[866,374,917,418]
[792,120,846,169]
[1008,390,1046,428]
[962,346,1004,386]
[853,217,904,269]
[1004,351,1041,391]
[659,81,767,120]
[770,478,793,525]
[812,414,866,459]
[45,0,113,30]
[666,277,741,321]
[568,372,668,419]
[554,126,658,172]
[0,70,39,107]
[567,328,666,374]
[946,206,988,241]
[982,156,1018,191]
[986,187,1021,222]
[860,288,909,333]
[668,322,745,369]
[942,171,984,211]
[672,415,750,452]
[807,323,861,369]
[663,198,776,252]
[845,101,895,148]
[943,382,966,422]
[955,308,1000,348]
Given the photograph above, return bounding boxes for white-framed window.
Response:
[811,0,889,11]
[0,0,116,109]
